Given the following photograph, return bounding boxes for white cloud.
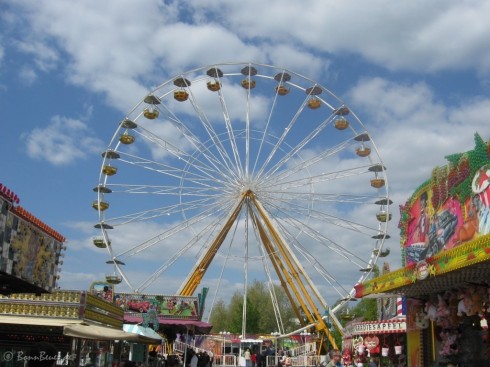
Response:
[4,0,490,121]
[57,270,100,291]
[347,77,490,194]
[18,65,38,85]
[13,39,59,72]
[21,115,105,166]
[183,0,490,74]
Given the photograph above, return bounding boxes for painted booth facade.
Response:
[356,133,490,366]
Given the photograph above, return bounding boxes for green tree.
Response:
[209,280,298,334]
[228,291,246,333]
[208,299,230,332]
[352,298,377,321]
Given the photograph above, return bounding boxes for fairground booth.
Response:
[89,283,212,364]
[0,290,163,366]
[0,183,66,295]
[342,264,407,367]
[0,184,162,366]
[355,133,490,367]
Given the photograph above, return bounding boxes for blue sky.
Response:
[2,0,490,321]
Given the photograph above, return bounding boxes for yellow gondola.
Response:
[93,238,109,248]
[103,165,117,176]
[334,119,349,130]
[143,107,159,119]
[371,178,385,188]
[119,134,135,145]
[105,274,122,284]
[276,85,290,95]
[373,248,390,257]
[241,79,256,89]
[376,211,392,222]
[174,90,189,101]
[207,81,221,91]
[92,201,109,211]
[308,97,321,109]
[356,147,371,157]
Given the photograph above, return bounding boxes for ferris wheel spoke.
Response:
[282,229,353,300]
[254,93,308,180]
[243,68,253,177]
[280,220,371,287]
[267,197,381,237]
[101,195,226,227]
[114,151,238,192]
[261,164,376,191]
[113,135,230,185]
[185,86,244,178]
[156,103,241,180]
[294,245,351,295]
[258,116,340,182]
[259,137,356,185]
[261,191,385,206]
[131,125,196,161]
[135,206,236,292]
[215,81,245,178]
[105,183,226,198]
[251,72,283,177]
[113,199,234,260]
[261,199,371,267]
[132,124,226,176]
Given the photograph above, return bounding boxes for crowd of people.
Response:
[184,348,214,367]
[23,342,387,367]
[325,348,379,367]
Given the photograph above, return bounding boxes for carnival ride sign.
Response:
[353,320,406,334]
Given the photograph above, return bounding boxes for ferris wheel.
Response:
[93,62,391,341]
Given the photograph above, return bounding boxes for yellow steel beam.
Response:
[177,192,248,296]
[250,194,338,349]
[247,205,304,324]
[176,189,337,349]
[251,196,321,317]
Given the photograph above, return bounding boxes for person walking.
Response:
[255,351,262,367]
[325,350,342,367]
[190,350,198,367]
[244,349,251,367]
[284,352,292,367]
[251,351,256,367]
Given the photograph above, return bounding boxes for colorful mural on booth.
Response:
[355,133,490,298]
[115,292,200,318]
[90,281,114,303]
[400,133,490,266]
[0,185,66,292]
